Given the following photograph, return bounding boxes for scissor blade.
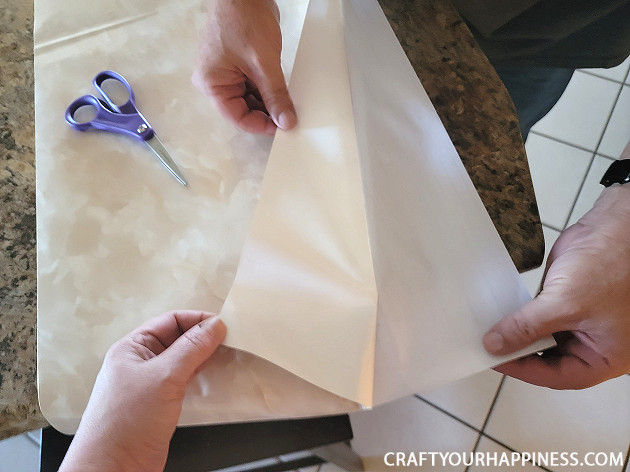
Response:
[145,135,188,187]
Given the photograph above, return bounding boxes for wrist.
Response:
[59,440,131,472]
[59,427,167,472]
[598,183,630,225]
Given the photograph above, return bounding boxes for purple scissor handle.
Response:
[65,70,188,186]
[65,71,154,141]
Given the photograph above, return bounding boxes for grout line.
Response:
[555,152,616,229]
[541,222,563,233]
[562,79,626,230]
[527,129,601,233]
[561,150,596,230]
[414,395,481,433]
[463,431,484,472]
[479,433,554,472]
[593,81,626,156]
[593,152,619,162]
[528,130,598,155]
[478,375,506,435]
[578,69,630,86]
[462,375,509,472]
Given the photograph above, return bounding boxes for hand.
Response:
[483,183,630,389]
[59,310,226,472]
[192,0,297,135]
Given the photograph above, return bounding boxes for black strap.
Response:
[600,159,630,187]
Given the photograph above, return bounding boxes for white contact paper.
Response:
[36,0,552,434]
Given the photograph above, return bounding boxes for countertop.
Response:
[0,0,543,439]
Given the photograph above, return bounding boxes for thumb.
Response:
[253,61,297,130]
[159,316,227,382]
[483,295,571,356]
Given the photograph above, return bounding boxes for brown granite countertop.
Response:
[0,0,47,438]
[379,0,544,269]
[0,0,543,439]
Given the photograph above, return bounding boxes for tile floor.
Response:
[2,63,629,472]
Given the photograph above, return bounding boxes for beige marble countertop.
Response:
[0,0,543,439]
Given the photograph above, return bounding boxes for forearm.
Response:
[59,437,131,472]
[60,434,166,472]
[58,401,166,472]
[59,415,170,472]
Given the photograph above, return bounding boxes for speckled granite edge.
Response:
[379,0,545,271]
[0,0,48,439]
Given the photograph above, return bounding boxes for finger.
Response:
[494,351,611,389]
[483,294,573,356]
[245,79,263,102]
[156,315,227,382]
[244,93,267,112]
[251,61,297,131]
[193,71,277,135]
[128,310,216,357]
[214,84,277,135]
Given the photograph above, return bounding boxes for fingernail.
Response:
[199,316,220,329]
[483,332,504,354]
[277,110,296,130]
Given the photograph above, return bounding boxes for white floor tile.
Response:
[350,396,478,471]
[485,375,630,472]
[469,436,544,472]
[583,56,630,83]
[0,432,40,472]
[520,225,561,296]
[419,369,503,430]
[566,155,615,227]
[530,72,620,151]
[525,134,592,229]
[598,85,630,159]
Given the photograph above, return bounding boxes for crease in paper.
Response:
[221,0,552,407]
[340,0,553,403]
[220,0,378,407]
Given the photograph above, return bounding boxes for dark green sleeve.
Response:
[451,0,630,68]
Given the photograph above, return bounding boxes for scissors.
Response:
[65,70,188,187]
